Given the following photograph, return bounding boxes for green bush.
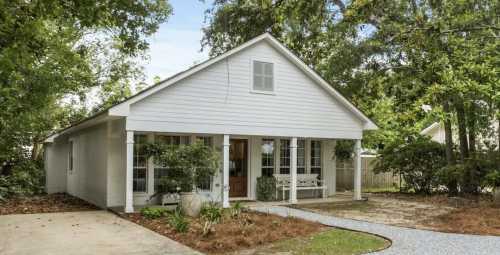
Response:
[167,207,189,233]
[375,136,446,194]
[140,207,168,219]
[256,176,277,201]
[0,159,45,200]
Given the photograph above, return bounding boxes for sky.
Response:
[142,0,213,84]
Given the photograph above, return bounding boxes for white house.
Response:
[421,121,499,147]
[44,33,377,212]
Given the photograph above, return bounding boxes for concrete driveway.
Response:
[0,210,201,255]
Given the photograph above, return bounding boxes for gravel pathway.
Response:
[250,205,500,255]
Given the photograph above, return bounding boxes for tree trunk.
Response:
[455,101,469,160]
[468,104,477,153]
[443,101,455,165]
[443,101,457,195]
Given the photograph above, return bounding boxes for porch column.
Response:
[222,134,230,208]
[290,137,298,204]
[125,131,134,213]
[353,139,362,200]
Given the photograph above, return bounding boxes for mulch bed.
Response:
[124,210,326,254]
[0,193,99,215]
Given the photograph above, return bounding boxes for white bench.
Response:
[274,174,327,201]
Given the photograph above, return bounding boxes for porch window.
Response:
[279,139,290,174]
[261,139,275,177]
[154,135,190,192]
[133,134,148,192]
[253,61,274,92]
[311,140,322,178]
[279,139,305,174]
[196,136,213,191]
[297,139,305,174]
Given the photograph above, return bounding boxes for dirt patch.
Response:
[124,211,326,254]
[295,193,500,236]
[0,193,99,215]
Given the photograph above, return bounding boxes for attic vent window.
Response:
[252,61,274,92]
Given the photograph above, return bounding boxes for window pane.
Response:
[133,134,148,192]
[253,61,263,74]
[280,139,290,174]
[263,77,273,91]
[264,62,273,75]
[253,75,263,89]
[297,140,305,174]
[310,140,322,178]
[196,136,213,191]
[261,139,274,177]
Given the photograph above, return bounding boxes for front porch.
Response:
[123,132,363,212]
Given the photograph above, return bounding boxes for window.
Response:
[297,140,305,174]
[196,136,213,191]
[311,140,322,178]
[279,139,305,174]
[279,140,290,174]
[261,139,275,177]
[133,134,148,192]
[68,141,74,172]
[154,135,190,192]
[253,61,274,92]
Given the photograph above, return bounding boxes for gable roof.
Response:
[421,122,441,135]
[46,33,377,142]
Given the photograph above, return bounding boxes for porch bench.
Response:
[273,174,327,201]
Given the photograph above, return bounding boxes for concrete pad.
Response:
[0,210,201,255]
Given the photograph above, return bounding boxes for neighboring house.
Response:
[44,33,377,212]
[421,121,499,148]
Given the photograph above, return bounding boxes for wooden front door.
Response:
[229,139,248,197]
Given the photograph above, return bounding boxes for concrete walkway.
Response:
[251,205,500,255]
[0,210,201,255]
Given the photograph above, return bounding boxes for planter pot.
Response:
[180,192,203,217]
[494,187,500,206]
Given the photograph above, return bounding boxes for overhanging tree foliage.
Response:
[0,1,172,173]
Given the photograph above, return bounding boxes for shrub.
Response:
[0,159,45,200]
[256,176,277,201]
[228,201,245,218]
[167,207,189,233]
[200,202,223,236]
[375,136,446,194]
[140,207,168,219]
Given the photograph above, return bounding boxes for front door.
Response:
[229,139,248,197]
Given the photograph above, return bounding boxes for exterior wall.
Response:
[44,141,68,194]
[65,123,108,208]
[126,40,364,139]
[107,119,126,207]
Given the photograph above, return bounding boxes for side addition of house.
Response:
[44,33,377,212]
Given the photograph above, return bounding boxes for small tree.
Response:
[146,142,220,194]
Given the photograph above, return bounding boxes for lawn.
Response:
[295,193,500,236]
[251,228,389,255]
[124,209,389,254]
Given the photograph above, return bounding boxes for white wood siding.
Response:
[127,41,363,139]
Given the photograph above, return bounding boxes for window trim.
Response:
[250,58,276,95]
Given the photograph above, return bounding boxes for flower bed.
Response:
[124,209,325,254]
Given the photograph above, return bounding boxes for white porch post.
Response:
[290,137,298,204]
[222,134,230,208]
[353,139,362,200]
[125,131,134,213]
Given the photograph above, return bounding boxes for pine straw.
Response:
[0,193,99,215]
[124,211,326,254]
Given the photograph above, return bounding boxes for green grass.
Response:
[266,228,390,255]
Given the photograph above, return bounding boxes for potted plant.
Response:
[149,142,220,216]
